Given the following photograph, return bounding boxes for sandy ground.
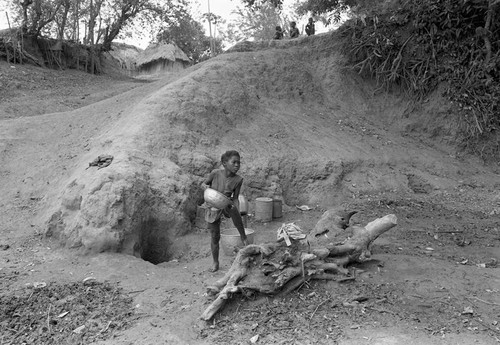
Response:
[1,34,500,345]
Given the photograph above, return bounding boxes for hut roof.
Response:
[135,43,190,66]
[109,42,143,64]
[0,27,19,37]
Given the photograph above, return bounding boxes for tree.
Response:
[155,3,222,63]
[202,12,223,56]
[296,0,350,23]
[25,0,63,36]
[11,0,169,49]
[100,0,165,51]
[241,0,284,8]
[227,1,287,41]
[54,0,71,40]
[240,0,364,24]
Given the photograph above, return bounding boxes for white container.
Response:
[238,194,249,215]
[220,228,255,256]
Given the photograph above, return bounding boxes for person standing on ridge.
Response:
[290,21,299,38]
[305,18,315,36]
[274,25,284,39]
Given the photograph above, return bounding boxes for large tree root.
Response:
[201,213,397,320]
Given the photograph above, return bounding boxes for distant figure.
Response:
[290,21,300,39]
[274,26,284,40]
[305,18,315,36]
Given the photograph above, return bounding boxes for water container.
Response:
[272,199,283,218]
[220,228,255,256]
[254,197,273,222]
[238,194,248,215]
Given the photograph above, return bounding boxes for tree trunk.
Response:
[201,213,397,320]
[58,0,71,41]
[20,0,33,33]
[483,0,500,66]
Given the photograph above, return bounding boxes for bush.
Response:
[339,0,500,160]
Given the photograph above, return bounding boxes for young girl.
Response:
[202,150,248,272]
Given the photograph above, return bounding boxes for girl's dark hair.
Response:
[221,150,240,163]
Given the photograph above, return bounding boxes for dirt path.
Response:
[1,38,500,345]
[2,200,499,344]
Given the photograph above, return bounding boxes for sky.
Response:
[0,0,11,30]
[198,0,242,19]
[192,0,243,39]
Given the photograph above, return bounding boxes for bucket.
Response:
[220,228,255,256]
[272,199,283,218]
[254,197,273,222]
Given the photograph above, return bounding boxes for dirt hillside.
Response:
[0,31,499,344]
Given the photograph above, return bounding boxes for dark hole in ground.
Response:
[137,218,173,265]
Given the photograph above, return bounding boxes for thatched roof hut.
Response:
[134,42,190,76]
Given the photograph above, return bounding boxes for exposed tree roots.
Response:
[201,213,397,320]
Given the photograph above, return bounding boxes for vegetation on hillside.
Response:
[8,0,171,50]
[2,0,498,158]
[154,5,223,64]
[227,2,288,42]
[241,1,499,159]
[1,0,220,69]
[337,0,499,160]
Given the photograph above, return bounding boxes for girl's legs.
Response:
[228,206,248,246]
[207,220,221,272]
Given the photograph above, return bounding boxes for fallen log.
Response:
[327,214,398,264]
[201,212,397,321]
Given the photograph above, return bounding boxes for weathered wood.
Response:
[201,213,397,320]
[274,275,308,298]
[328,214,397,262]
[207,244,277,294]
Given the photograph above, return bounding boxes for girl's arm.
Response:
[202,172,214,190]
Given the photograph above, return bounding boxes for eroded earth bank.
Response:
[1,32,499,344]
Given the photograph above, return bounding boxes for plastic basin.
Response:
[204,188,232,209]
[220,228,255,256]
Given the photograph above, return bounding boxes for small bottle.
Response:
[238,194,248,215]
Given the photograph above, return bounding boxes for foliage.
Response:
[339,0,500,159]
[241,0,284,8]
[9,0,169,50]
[296,0,350,24]
[226,2,288,42]
[99,0,166,50]
[240,0,366,24]
[154,2,222,63]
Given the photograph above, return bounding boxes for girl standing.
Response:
[202,150,248,272]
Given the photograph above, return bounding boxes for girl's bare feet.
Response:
[210,262,219,272]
